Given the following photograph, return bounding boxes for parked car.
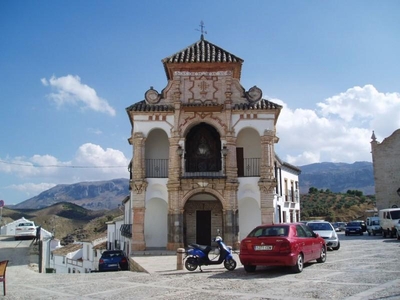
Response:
[98,250,129,272]
[352,220,367,232]
[345,222,364,236]
[306,221,340,250]
[337,222,347,232]
[14,222,37,240]
[332,223,340,232]
[366,216,382,236]
[239,223,327,273]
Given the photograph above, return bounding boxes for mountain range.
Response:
[10,161,374,210]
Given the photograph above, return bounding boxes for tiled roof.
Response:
[126,100,174,112]
[126,99,281,112]
[52,243,82,256]
[232,99,282,110]
[162,36,243,64]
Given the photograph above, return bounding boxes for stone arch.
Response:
[181,188,225,209]
[183,191,224,246]
[181,118,226,138]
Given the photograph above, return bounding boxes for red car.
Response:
[239,223,327,273]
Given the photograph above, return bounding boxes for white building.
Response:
[125,34,300,251]
[105,196,131,256]
[50,235,107,273]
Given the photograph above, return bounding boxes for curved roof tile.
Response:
[162,37,243,64]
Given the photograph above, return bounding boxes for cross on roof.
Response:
[196,20,207,40]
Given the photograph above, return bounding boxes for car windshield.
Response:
[18,223,33,227]
[248,226,288,237]
[307,223,332,231]
[102,251,123,258]
[390,210,400,219]
[347,222,359,226]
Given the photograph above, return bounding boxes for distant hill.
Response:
[12,178,129,210]
[299,161,374,195]
[1,202,123,243]
[9,162,375,211]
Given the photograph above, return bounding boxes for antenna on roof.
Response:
[196,20,207,40]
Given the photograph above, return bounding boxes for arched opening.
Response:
[236,128,261,177]
[185,123,222,173]
[183,193,223,246]
[145,129,169,178]
[144,198,168,248]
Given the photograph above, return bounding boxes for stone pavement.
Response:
[3,235,400,299]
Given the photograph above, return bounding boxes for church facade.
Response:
[126,35,300,251]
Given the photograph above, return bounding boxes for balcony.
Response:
[120,224,132,238]
[145,159,169,178]
[242,158,260,177]
[144,157,261,178]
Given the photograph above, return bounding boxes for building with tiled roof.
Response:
[126,32,300,251]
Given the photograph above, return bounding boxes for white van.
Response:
[366,216,382,236]
[379,208,400,238]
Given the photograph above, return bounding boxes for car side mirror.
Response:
[313,233,320,238]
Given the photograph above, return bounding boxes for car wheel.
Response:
[243,264,256,272]
[292,253,304,273]
[397,231,400,241]
[383,230,387,238]
[317,246,327,263]
[332,242,340,251]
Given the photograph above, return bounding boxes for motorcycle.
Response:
[184,231,237,272]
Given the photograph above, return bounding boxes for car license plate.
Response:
[108,264,118,267]
[254,245,273,251]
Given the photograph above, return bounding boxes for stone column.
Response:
[259,130,277,224]
[167,136,184,250]
[130,132,147,251]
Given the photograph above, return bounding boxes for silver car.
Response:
[307,221,340,250]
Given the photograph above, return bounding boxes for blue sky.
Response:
[1,1,400,205]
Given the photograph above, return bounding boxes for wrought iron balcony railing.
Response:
[145,159,169,178]
[242,158,260,177]
[143,157,261,178]
[120,224,132,238]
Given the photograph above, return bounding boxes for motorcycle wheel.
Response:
[185,257,198,271]
[224,259,237,271]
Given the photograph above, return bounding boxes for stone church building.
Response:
[371,129,400,210]
[125,34,300,251]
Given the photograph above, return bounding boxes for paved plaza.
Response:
[1,233,400,299]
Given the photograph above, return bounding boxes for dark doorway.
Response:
[196,210,211,245]
[236,147,244,177]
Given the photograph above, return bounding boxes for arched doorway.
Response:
[184,193,223,246]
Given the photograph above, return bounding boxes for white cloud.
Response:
[0,144,129,184]
[41,75,116,116]
[8,182,57,197]
[274,84,400,166]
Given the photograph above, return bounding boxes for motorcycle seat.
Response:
[190,244,212,253]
